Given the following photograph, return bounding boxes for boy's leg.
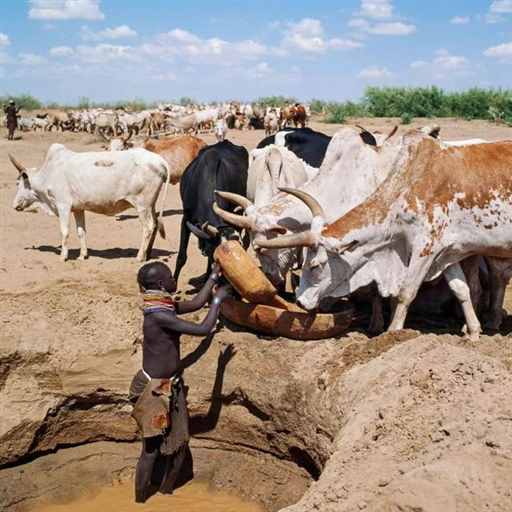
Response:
[135,436,162,503]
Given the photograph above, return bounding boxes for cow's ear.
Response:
[21,173,30,188]
[359,131,377,147]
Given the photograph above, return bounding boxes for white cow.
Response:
[10,144,170,262]
[214,118,228,142]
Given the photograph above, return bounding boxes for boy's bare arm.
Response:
[175,263,222,314]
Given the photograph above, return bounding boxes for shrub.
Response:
[401,112,413,125]
[0,94,42,110]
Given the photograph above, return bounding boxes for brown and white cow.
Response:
[143,135,207,185]
[258,131,512,340]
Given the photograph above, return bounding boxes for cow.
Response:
[258,131,512,340]
[9,144,170,262]
[175,140,248,283]
[257,127,331,169]
[291,104,307,128]
[214,125,399,322]
[47,111,71,132]
[264,110,279,136]
[143,135,207,185]
[214,118,228,142]
[99,129,134,151]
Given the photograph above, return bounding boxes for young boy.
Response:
[129,260,231,503]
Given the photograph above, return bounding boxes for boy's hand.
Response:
[209,262,222,282]
[213,284,232,303]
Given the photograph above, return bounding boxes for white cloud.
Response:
[450,16,470,24]
[283,18,362,53]
[486,12,506,23]
[358,66,393,79]
[29,0,104,21]
[350,18,416,35]
[81,25,138,41]
[50,46,75,57]
[359,0,393,19]
[249,61,273,78]
[0,33,10,47]
[490,0,512,13]
[19,53,47,65]
[484,41,512,58]
[75,44,134,63]
[410,50,469,76]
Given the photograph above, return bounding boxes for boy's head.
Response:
[137,261,176,294]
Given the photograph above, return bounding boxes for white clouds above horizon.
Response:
[0,33,10,47]
[350,1,416,36]
[484,41,512,58]
[410,49,469,80]
[358,66,393,79]
[29,0,104,21]
[81,25,138,41]
[19,53,47,65]
[282,18,362,53]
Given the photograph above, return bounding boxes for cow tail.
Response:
[157,161,171,239]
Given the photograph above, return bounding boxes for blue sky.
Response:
[1,1,512,103]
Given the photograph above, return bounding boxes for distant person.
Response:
[129,261,231,503]
[3,99,20,140]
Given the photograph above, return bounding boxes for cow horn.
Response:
[212,202,255,230]
[384,125,399,143]
[278,187,325,219]
[186,221,212,240]
[202,222,219,237]
[254,231,316,250]
[215,190,253,210]
[9,154,27,174]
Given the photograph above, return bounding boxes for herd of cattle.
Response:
[8,121,512,341]
[0,101,309,143]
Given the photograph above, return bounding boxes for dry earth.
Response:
[1,119,512,511]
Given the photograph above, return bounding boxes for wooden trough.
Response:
[214,241,355,340]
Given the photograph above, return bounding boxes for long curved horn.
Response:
[278,187,325,219]
[254,231,316,249]
[213,202,254,230]
[215,190,253,210]
[9,154,28,174]
[186,221,211,240]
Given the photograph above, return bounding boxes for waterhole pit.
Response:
[29,481,263,512]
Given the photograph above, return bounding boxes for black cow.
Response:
[175,140,249,283]
[257,127,331,169]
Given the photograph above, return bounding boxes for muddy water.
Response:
[31,481,263,512]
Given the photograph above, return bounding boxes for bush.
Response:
[325,105,346,124]
[401,112,413,125]
[256,96,298,108]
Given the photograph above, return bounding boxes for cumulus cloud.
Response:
[282,18,362,53]
[490,0,512,13]
[154,71,177,81]
[50,46,75,57]
[433,49,468,70]
[75,44,134,64]
[350,18,416,35]
[410,49,469,77]
[358,66,393,79]
[450,16,470,24]
[484,41,512,58]
[19,53,47,65]
[358,0,393,19]
[29,0,104,20]
[250,61,273,78]
[81,25,138,41]
[0,33,10,47]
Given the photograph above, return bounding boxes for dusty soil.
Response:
[1,119,512,512]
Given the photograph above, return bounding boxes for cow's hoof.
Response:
[78,254,88,261]
[462,324,481,342]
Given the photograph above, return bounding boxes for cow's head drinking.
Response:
[10,155,39,212]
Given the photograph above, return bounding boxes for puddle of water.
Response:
[31,481,263,512]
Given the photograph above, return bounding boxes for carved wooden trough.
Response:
[214,241,355,340]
